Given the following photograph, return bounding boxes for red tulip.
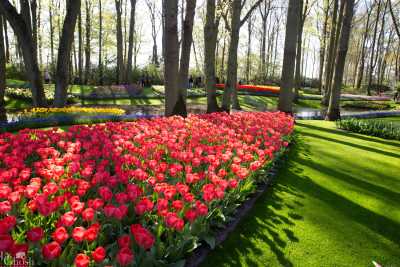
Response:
[84,226,98,243]
[27,227,44,242]
[134,198,154,215]
[74,253,90,267]
[117,247,134,266]
[130,224,155,250]
[81,208,95,222]
[184,209,198,223]
[72,227,86,243]
[52,227,69,244]
[165,212,185,231]
[0,200,12,214]
[0,234,13,252]
[92,246,106,263]
[117,234,131,248]
[42,241,62,260]
[71,201,85,214]
[9,242,29,257]
[61,211,77,227]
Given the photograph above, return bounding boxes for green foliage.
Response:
[142,64,164,85]
[6,64,26,81]
[337,118,400,140]
[366,83,392,93]
[341,101,392,110]
[395,82,400,93]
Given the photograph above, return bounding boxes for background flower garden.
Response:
[0,112,293,266]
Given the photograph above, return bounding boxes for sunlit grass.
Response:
[202,121,400,267]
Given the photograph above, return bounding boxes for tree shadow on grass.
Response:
[301,131,400,159]
[297,122,400,148]
[202,144,308,267]
[290,139,400,249]
[203,130,400,267]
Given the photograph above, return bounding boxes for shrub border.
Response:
[0,114,158,133]
[336,118,400,141]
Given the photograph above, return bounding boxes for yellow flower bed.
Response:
[24,107,126,115]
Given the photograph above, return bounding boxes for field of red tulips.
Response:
[0,112,294,266]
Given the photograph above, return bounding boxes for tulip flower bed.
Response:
[215,84,281,94]
[0,112,294,266]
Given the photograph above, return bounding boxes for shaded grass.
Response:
[201,121,400,267]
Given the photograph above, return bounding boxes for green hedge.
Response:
[336,118,400,140]
[341,101,392,110]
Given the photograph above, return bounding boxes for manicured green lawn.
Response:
[202,121,400,267]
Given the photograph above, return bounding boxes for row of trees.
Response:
[0,0,399,119]
[279,0,356,120]
[0,0,267,115]
[0,0,142,107]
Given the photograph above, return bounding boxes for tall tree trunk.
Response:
[73,40,77,76]
[123,0,128,67]
[326,0,355,120]
[134,30,140,70]
[115,0,124,84]
[161,0,166,62]
[367,0,382,96]
[278,0,301,113]
[396,46,400,82]
[84,0,91,84]
[178,0,196,102]
[78,10,83,83]
[246,16,253,83]
[163,0,186,116]
[294,0,305,101]
[3,17,9,63]
[30,0,38,61]
[192,40,200,73]
[376,1,388,88]
[272,17,280,78]
[318,0,329,93]
[146,0,159,66]
[98,0,103,85]
[204,0,220,113]
[388,0,400,40]
[222,0,242,112]
[49,0,54,74]
[322,0,340,106]
[219,34,226,82]
[126,0,137,83]
[54,0,81,107]
[355,8,372,91]
[222,0,263,112]
[0,14,6,119]
[0,1,45,106]
[37,0,42,67]
[259,1,271,80]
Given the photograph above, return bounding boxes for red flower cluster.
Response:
[215,84,281,94]
[0,112,293,265]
